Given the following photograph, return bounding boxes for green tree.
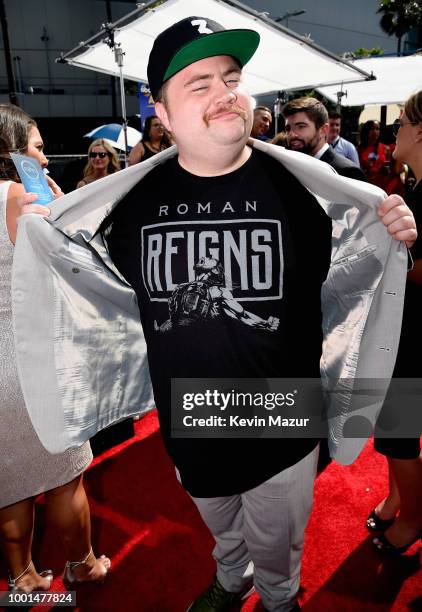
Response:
[353,46,384,57]
[377,0,422,55]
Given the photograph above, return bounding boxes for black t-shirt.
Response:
[104,149,332,496]
[394,180,422,376]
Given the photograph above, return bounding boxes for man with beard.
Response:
[283,97,365,180]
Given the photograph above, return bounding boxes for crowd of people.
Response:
[71,91,412,200]
[0,15,420,612]
[254,104,413,197]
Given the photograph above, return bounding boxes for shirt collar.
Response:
[314,142,330,160]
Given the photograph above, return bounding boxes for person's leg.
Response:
[44,475,110,582]
[381,452,422,547]
[372,431,403,521]
[0,497,52,592]
[190,493,253,594]
[373,457,400,519]
[242,445,319,612]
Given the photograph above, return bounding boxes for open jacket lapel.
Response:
[12,141,407,461]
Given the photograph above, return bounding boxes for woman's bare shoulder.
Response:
[5,182,25,216]
[4,181,24,244]
[128,142,145,165]
[77,177,93,188]
[6,181,25,198]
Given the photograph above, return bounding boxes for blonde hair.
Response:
[404,90,422,125]
[83,139,120,178]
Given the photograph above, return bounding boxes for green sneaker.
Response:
[187,575,254,611]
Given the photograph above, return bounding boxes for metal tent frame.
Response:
[57,0,375,160]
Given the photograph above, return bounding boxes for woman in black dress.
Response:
[128,115,173,165]
[368,91,422,554]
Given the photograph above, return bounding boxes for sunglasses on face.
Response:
[392,119,418,137]
[89,151,109,159]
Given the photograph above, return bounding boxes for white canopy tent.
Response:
[57,0,373,161]
[319,54,422,107]
[58,0,372,95]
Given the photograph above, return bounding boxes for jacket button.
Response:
[72,267,80,273]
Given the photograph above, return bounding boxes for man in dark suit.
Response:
[282,97,365,181]
[282,96,365,474]
[318,144,366,180]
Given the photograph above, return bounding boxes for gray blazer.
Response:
[12,140,407,463]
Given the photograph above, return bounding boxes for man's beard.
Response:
[288,133,320,155]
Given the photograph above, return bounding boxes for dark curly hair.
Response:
[359,120,380,149]
[0,104,36,182]
[142,115,172,148]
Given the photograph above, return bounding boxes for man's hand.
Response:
[378,194,417,248]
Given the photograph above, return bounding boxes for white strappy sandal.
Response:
[8,560,53,592]
[63,547,110,588]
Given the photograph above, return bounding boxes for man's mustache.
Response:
[205,105,248,124]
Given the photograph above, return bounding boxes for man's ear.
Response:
[155,102,171,131]
[320,121,329,143]
[415,122,422,143]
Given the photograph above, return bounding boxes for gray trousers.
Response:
[190,444,319,612]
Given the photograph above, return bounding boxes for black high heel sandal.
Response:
[373,530,422,556]
[366,509,396,532]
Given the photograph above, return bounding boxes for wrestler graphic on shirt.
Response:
[154,256,280,333]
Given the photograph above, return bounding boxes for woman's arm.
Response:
[6,182,50,244]
[128,142,145,166]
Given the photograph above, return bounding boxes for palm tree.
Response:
[377,0,422,55]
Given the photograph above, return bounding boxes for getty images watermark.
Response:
[171,378,422,439]
[182,388,304,425]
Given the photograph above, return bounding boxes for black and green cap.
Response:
[147,16,260,100]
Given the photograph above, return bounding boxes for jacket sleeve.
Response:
[12,214,154,454]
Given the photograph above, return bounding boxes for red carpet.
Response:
[1,410,420,611]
